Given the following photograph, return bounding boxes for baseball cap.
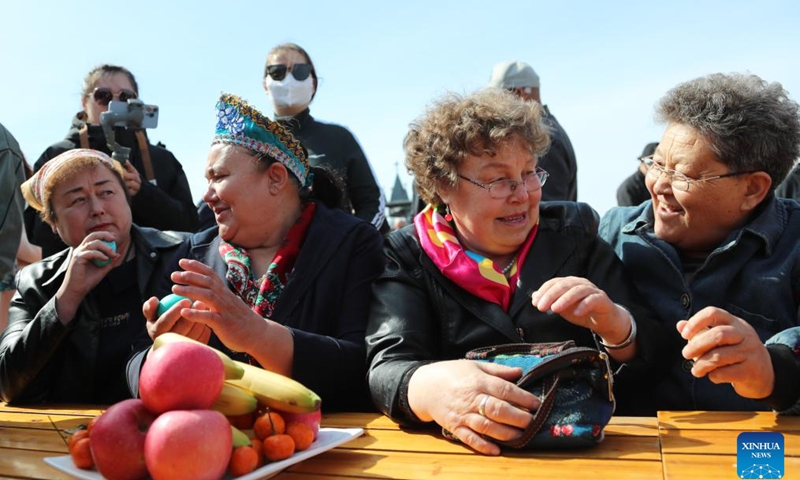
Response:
[639,142,659,160]
[488,61,540,89]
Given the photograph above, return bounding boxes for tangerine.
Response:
[250,438,265,467]
[70,437,94,470]
[286,422,314,451]
[262,434,295,462]
[228,445,258,477]
[67,429,89,452]
[253,411,285,439]
[227,411,255,430]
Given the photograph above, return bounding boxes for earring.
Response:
[444,205,453,222]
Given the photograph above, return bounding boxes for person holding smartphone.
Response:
[26,64,198,258]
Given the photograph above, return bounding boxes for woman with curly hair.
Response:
[366,88,662,455]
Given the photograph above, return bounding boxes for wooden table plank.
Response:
[321,413,403,430]
[0,448,74,480]
[662,453,800,480]
[658,410,800,431]
[286,449,664,480]
[0,426,68,454]
[339,427,661,460]
[660,428,800,456]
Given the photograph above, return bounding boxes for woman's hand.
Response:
[142,296,211,344]
[122,161,142,197]
[531,276,635,361]
[54,231,121,324]
[168,258,272,355]
[678,307,774,400]
[407,359,540,456]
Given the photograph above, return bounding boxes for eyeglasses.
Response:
[265,63,312,81]
[642,155,756,192]
[458,168,549,199]
[90,87,137,106]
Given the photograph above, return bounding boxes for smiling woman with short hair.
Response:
[600,72,800,414]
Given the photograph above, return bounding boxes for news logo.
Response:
[737,432,784,479]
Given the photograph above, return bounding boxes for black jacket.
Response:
[277,109,387,232]
[616,170,650,207]
[366,202,665,424]
[25,115,198,257]
[0,226,188,404]
[539,106,578,202]
[128,203,385,412]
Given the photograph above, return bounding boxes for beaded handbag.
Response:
[461,341,616,449]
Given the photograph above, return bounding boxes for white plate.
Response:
[45,427,363,480]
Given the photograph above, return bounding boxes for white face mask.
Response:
[266,75,314,110]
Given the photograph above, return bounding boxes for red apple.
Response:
[90,399,157,480]
[277,409,322,440]
[139,341,224,414]
[145,409,232,480]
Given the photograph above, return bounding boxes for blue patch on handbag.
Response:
[455,341,616,449]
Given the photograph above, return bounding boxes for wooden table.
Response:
[1,403,798,479]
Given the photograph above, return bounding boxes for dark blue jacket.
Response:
[599,197,800,412]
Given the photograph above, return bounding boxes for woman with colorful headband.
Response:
[0,149,188,404]
[366,89,662,455]
[25,64,198,258]
[133,94,385,411]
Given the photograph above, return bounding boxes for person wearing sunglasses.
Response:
[25,64,198,259]
[366,89,663,455]
[263,43,389,233]
[599,72,800,414]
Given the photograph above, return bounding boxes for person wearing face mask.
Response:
[264,43,389,233]
[26,64,198,258]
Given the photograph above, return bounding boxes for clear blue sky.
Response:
[2,0,798,216]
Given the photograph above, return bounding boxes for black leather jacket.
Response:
[0,226,188,404]
[366,202,665,424]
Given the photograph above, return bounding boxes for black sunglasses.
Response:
[265,63,312,82]
[91,87,137,105]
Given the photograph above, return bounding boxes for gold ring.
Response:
[478,395,490,417]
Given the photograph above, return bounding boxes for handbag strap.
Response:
[501,370,562,449]
[498,348,612,449]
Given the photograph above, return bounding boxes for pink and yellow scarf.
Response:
[414,205,537,311]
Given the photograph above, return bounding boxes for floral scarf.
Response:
[219,202,316,318]
[414,205,538,311]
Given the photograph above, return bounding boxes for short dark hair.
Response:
[656,72,800,189]
[82,64,139,97]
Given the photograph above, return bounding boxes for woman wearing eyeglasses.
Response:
[599,72,800,414]
[366,89,662,455]
[25,64,198,258]
[263,43,388,233]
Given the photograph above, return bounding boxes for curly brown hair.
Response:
[404,88,550,206]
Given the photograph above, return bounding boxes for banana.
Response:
[227,361,321,414]
[151,332,244,380]
[230,425,251,448]
[212,383,258,416]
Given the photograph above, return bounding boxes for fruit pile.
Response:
[68,333,322,480]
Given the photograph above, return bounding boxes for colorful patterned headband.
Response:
[21,149,118,212]
[212,93,310,187]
